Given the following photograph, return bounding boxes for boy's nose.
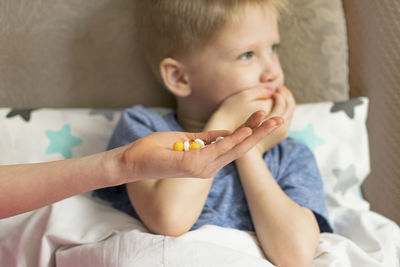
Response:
[260,68,278,86]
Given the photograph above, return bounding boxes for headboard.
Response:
[0,0,399,224]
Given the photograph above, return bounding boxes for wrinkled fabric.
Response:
[0,195,399,267]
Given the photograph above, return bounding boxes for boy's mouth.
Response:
[260,82,279,94]
[257,86,278,99]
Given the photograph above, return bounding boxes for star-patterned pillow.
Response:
[0,97,370,212]
[0,108,122,164]
[289,97,370,211]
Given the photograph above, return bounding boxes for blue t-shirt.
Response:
[94,105,333,233]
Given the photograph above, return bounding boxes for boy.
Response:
[95,0,332,266]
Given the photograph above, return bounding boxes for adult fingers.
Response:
[185,130,233,145]
[182,109,268,148]
[201,127,253,156]
[178,117,282,177]
[241,110,267,129]
[213,117,283,166]
[236,116,283,152]
[180,127,252,177]
[206,111,280,159]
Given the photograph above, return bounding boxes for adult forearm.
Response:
[236,150,319,267]
[0,151,116,219]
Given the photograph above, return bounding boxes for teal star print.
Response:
[289,124,324,151]
[45,124,83,159]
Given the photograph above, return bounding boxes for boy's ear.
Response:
[159,58,192,97]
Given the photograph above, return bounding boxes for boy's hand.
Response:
[253,86,296,155]
[206,87,275,132]
[206,86,295,155]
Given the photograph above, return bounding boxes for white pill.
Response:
[184,140,190,152]
[194,139,205,148]
[216,136,225,142]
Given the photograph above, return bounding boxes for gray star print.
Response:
[330,98,363,119]
[6,108,38,122]
[89,110,119,121]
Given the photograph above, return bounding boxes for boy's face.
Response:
[182,4,284,113]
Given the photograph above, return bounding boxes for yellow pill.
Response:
[189,142,201,150]
[173,141,184,151]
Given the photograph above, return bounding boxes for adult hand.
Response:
[112,110,283,184]
[0,111,282,219]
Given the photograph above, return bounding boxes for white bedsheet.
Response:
[1,194,399,267]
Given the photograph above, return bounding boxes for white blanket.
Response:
[1,194,399,267]
[1,102,399,266]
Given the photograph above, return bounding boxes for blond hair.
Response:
[134,0,287,74]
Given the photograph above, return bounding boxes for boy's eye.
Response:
[238,51,254,60]
[269,44,280,54]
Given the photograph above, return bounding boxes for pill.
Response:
[173,141,184,151]
[184,140,190,152]
[216,136,224,142]
[194,139,205,148]
[190,142,201,150]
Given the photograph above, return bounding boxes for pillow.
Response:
[289,97,370,211]
[0,109,122,164]
[279,0,349,103]
[0,98,369,212]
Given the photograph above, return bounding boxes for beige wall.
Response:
[0,0,175,108]
[343,0,400,224]
[0,0,349,108]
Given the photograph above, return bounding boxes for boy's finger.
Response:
[271,92,286,116]
[280,88,296,121]
[241,87,275,101]
[287,89,296,111]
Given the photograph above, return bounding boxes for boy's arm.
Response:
[126,112,282,236]
[235,149,320,267]
[126,176,213,236]
[234,87,319,266]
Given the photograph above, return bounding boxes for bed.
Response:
[1,0,399,266]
